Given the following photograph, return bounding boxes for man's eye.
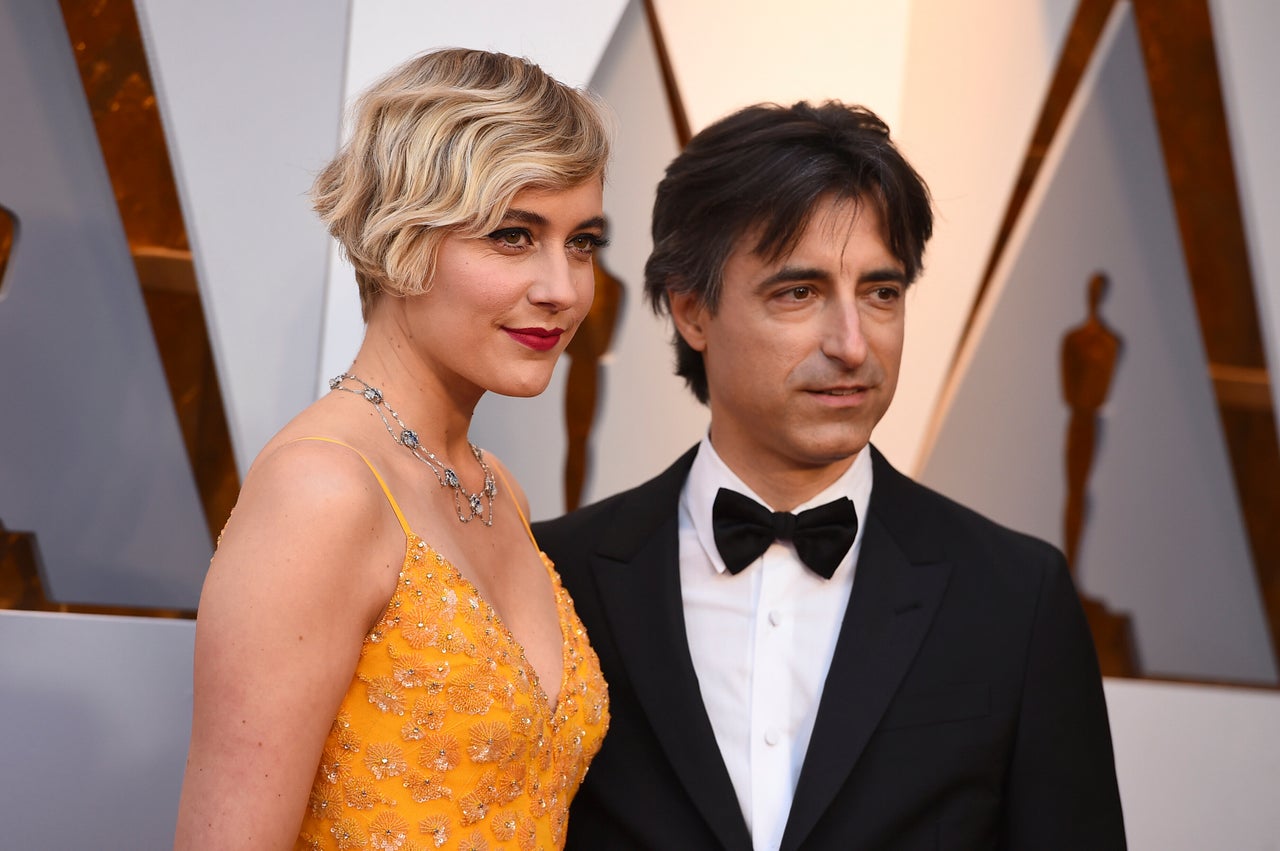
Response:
[788,286,813,300]
[873,286,901,301]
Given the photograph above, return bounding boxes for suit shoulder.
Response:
[534,486,632,549]
[533,465,681,561]
[533,446,697,559]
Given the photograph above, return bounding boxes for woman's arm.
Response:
[174,440,402,851]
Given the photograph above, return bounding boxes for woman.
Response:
[175,48,611,851]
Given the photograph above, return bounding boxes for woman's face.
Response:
[403,179,606,401]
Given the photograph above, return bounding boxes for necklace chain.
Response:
[329,373,496,526]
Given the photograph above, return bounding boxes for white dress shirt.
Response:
[679,436,873,851]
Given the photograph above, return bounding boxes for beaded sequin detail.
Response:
[295,535,608,851]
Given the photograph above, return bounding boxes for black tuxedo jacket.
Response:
[534,445,1125,850]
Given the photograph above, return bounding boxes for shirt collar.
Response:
[681,433,874,575]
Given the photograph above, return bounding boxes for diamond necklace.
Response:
[329,373,496,526]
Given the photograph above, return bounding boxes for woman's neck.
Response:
[345,311,482,464]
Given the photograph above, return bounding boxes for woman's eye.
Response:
[489,228,531,247]
[568,234,607,254]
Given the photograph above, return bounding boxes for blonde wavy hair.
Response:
[312,48,612,319]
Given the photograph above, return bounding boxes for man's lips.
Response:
[805,383,869,395]
[504,326,565,352]
[804,385,871,405]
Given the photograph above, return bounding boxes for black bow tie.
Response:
[711,488,858,580]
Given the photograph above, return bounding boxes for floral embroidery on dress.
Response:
[368,812,411,850]
[468,721,510,763]
[294,534,608,851]
[365,742,408,779]
[310,783,343,819]
[456,830,488,851]
[420,732,461,773]
[418,814,449,848]
[329,817,366,850]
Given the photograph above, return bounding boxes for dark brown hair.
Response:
[644,101,933,403]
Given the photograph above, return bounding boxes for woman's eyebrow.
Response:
[501,209,607,232]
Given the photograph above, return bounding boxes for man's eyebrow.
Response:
[861,266,907,284]
[753,264,906,293]
[754,266,832,294]
[500,209,607,232]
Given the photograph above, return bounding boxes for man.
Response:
[534,102,1125,850]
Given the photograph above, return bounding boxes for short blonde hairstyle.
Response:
[312,48,612,319]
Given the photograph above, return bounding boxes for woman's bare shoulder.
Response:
[240,436,383,531]
[237,394,392,518]
[209,415,406,620]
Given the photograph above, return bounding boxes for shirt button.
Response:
[764,728,780,746]
[768,610,783,627]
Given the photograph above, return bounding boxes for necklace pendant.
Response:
[469,493,483,515]
[363,387,383,404]
[400,429,419,449]
[443,468,460,488]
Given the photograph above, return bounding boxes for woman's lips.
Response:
[504,326,564,352]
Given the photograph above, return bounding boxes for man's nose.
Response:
[822,301,868,366]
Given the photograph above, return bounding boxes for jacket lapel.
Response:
[590,446,753,851]
[780,448,953,851]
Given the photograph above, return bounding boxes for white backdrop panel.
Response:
[137,0,351,475]
[920,7,1276,684]
[650,0,910,134]
[1106,678,1280,849]
[1209,0,1280,437]
[890,0,1078,472]
[0,611,195,849]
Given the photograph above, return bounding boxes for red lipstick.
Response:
[505,326,564,352]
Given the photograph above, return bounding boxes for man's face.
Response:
[670,197,906,498]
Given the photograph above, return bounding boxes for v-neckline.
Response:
[401,533,570,718]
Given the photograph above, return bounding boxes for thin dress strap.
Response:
[493,464,539,550]
[291,436,412,538]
